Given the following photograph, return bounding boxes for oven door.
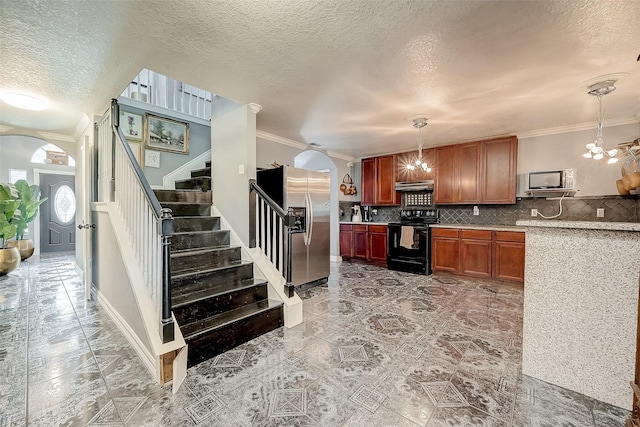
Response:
[387,223,431,275]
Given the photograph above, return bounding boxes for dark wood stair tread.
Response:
[172,277,267,308]
[182,299,282,339]
[171,260,253,282]
[171,246,238,257]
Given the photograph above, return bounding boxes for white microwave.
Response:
[527,169,576,191]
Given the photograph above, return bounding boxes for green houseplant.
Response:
[7,180,47,260]
[0,183,20,275]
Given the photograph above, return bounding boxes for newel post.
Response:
[160,207,175,343]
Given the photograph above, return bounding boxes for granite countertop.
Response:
[339,221,389,226]
[515,220,640,232]
[430,223,526,232]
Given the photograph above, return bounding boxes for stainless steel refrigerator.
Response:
[257,166,330,286]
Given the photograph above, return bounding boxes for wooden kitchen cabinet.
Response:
[432,227,524,284]
[339,224,353,257]
[367,225,388,264]
[395,148,435,182]
[493,231,525,282]
[353,225,368,258]
[483,137,517,204]
[434,136,517,205]
[361,155,400,206]
[431,228,460,273]
[460,229,492,278]
[339,223,387,266]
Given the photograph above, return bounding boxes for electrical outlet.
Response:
[597,208,605,218]
[531,209,538,217]
[473,206,479,216]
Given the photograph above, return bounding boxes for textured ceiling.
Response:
[1,0,639,158]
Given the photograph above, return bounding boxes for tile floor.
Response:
[0,253,631,426]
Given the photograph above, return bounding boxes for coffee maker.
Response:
[362,206,371,222]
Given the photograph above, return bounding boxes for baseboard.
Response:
[93,287,157,379]
[330,255,343,263]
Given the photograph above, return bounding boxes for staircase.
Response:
[154,161,284,367]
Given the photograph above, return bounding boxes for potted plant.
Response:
[0,184,20,275]
[7,180,47,260]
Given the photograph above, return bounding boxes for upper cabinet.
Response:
[435,136,517,205]
[361,154,400,206]
[395,149,435,183]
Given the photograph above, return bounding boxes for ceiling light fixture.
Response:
[0,92,48,111]
[582,80,619,164]
[406,117,431,172]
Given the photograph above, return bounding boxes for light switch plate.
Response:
[238,164,245,175]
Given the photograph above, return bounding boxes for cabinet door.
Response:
[376,155,399,205]
[483,137,517,204]
[361,157,376,206]
[460,238,492,278]
[354,230,368,258]
[339,230,353,258]
[457,142,482,203]
[435,146,457,204]
[432,237,459,273]
[367,232,388,263]
[493,240,525,283]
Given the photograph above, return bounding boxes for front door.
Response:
[40,173,76,252]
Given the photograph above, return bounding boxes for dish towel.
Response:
[400,226,414,249]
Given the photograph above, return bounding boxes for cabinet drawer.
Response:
[353,224,367,232]
[494,231,525,243]
[340,224,352,231]
[368,225,387,233]
[431,228,459,238]
[461,229,492,240]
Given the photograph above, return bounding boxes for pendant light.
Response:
[583,80,619,164]
[406,117,431,171]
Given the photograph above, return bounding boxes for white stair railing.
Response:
[96,99,175,344]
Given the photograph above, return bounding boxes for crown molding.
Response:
[72,114,92,141]
[248,103,262,114]
[256,130,355,162]
[518,116,639,139]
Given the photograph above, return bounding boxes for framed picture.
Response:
[128,142,143,167]
[145,149,160,168]
[120,110,143,141]
[144,113,189,155]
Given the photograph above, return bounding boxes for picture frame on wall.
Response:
[144,113,189,155]
[145,149,160,168]
[120,110,143,141]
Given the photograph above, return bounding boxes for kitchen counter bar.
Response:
[339,221,389,226]
[430,223,526,232]
[517,220,640,409]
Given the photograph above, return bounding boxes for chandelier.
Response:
[583,80,619,164]
[406,117,431,171]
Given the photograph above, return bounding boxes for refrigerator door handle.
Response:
[306,193,314,246]
[302,193,310,246]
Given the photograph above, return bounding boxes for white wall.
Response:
[92,209,152,353]
[517,122,640,196]
[211,104,258,246]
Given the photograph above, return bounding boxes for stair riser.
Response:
[154,190,212,204]
[190,168,211,178]
[172,263,254,292]
[171,247,242,273]
[161,203,210,217]
[186,306,283,367]
[172,231,229,251]
[173,217,220,233]
[175,178,211,192]
[174,285,268,325]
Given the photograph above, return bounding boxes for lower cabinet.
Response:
[493,231,525,282]
[340,223,387,265]
[432,227,524,283]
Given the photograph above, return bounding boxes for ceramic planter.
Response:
[0,247,20,276]
[6,239,34,261]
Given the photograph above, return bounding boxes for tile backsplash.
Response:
[340,197,639,225]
